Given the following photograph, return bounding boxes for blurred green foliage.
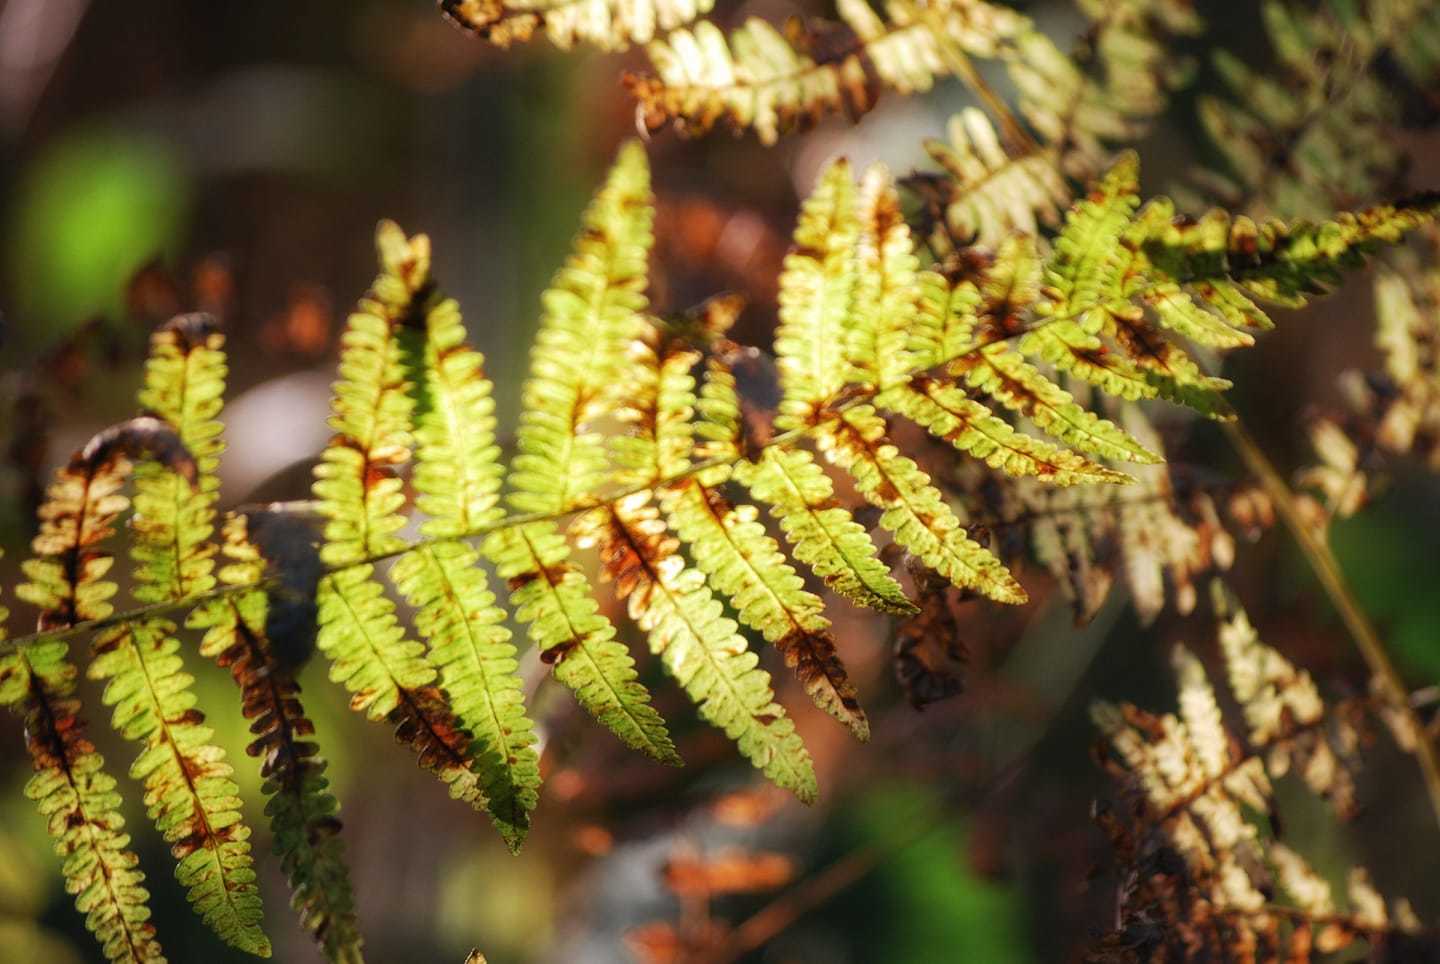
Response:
[7,130,189,347]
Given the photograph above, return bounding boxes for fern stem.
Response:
[932,32,1037,157]
[1223,419,1440,832]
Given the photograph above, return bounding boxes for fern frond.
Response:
[485,141,678,765]
[9,637,164,963]
[190,513,363,964]
[312,222,491,815]
[815,406,1027,604]
[662,480,868,740]
[733,447,916,616]
[393,288,540,852]
[1089,587,1421,958]
[906,107,1070,250]
[619,320,870,740]
[7,431,188,963]
[92,314,269,957]
[774,157,860,432]
[577,493,818,801]
[1193,0,1440,218]
[627,0,1032,145]
[17,418,193,629]
[440,0,711,50]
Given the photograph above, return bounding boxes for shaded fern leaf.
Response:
[485,140,678,765]
[190,513,363,964]
[312,222,490,815]
[393,282,541,852]
[92,314,269,957]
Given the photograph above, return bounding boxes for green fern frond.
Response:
[392,288,541,852]
[661,479,869,739]
[485,140,678,765]
[816,406,1027,604]
[10,637,165,963]
[312,222,491,815]
[440,0,713,50]
[7,431,187,963]
[733,447,916,616]
[774,157,860,432]
[92,315,268,957]
[578,493,818,801]
[191,514,363,963]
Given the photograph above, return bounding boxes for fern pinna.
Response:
[0,136,1435,962]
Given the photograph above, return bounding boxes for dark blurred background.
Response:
[0,1,1437,961]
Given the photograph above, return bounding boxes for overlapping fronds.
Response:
[7,423,194,963]
[906,107,1072,250]
[440,0,712,50]
[89,315,269,957]
[627,0,1034,145]
[311,223,492,819]
[1301,230,1440,529]
[973,406,1273,624]
[1089,583,1434,960]
[591,316,824,785]
[1191,0,1440,219]
[393,275,540,851]
[190,512,362,963]
[483,140,678,766]
[627,0,1198,153]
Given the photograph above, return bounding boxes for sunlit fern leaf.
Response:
[774,157,860,432]
[440,0,713,50]
[1136,192,1440,310]
[1026,153,1233,417]
[933,241,1161,465]
[8,428,192,963]
[96,313,269,957]
[661,480,869,740]
[734,447,916,616]
[621,322,870,741]
[392,283,541,852]
[190,512,363,964]
[815,406,1027,604]
[9,637,165,964]
[855,174,1131,486]
[312,221,491,816]
[17,419,193,629]
[576,493,818,802]
[906,107,1070,251]
[483,140,678,765]
[627,0,1032,145]
[695,350,913,615]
